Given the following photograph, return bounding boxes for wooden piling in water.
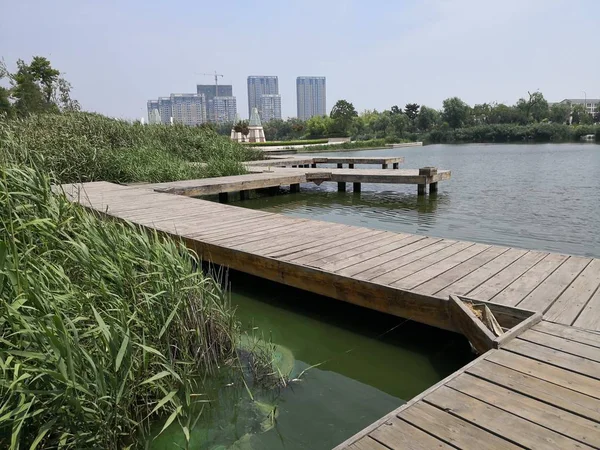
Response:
[290,183,300,193]
[353,182,361,193]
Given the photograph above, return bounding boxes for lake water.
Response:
[168,143,599,449]
[244,143,600,259]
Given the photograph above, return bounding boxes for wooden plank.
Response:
[412,246,509,296]
[319,234,415,273]
[468,359,600,423]
[447,295,496,354]
[373,241,475,286]
[399,402,520,449]
[346,437,390,450]
[574,287,600,331]
[339,237,448,279]
[393,243,491,290]
[307,233,413,270]
[466,251,548,301]
[448,373,600,448]
[503,338,600,380]
[424,385,590,449]
[534,321,600,348]
[493,311,542,348]
[198,217,305,243]
[434,248,527,299]
[289,230,391,265]
[544,259,600,325]
[333,351,493,450]
[517,329,600,363]
[486,349,600,400]
[369,416,453,450]
[491,253,569,306]
[517,256,591,312]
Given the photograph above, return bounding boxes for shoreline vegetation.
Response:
[0,57,285,449]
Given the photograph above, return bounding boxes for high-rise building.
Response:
[260,94,282,122]
[247,76,280,120]
[296,76,326,120]
[148,94,207,125]
[197,84,233,122]
[213,96,237,124]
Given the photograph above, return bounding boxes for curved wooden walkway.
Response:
[59,180,600,449]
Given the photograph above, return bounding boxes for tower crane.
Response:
[201,71,224,97]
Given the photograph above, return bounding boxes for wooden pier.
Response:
[59,176,600,450]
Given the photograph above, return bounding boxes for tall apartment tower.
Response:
[147,94,207,125]
[247,76,281,121]
[260,94,282,122]
[296,76,326,120]
[212,96,237,124]
[197,84,234,123]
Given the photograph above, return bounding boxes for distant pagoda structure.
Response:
[247,107,266,143]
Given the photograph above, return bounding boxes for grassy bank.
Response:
[0,112,263,184]
[425,123,600,144]
[243,138,328,147]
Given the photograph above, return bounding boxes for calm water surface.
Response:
[243,143,600,258]
[172,143,599,449]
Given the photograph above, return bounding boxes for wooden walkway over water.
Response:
[59,179,600,449]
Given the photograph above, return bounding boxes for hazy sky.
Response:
[2,0,598,120]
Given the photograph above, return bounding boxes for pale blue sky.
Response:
[1,0,598,119]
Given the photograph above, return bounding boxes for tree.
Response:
[404,103,420,121]
[416,106,440,131]
[3,56,79,117]
[233,120,250,142]
[516,91,549,123]
[0,86,11,117]
[594,110,600,124]
[305,115,332,138]
[471,103,492,125]
[441,97,470,129]
[549,102,571,124]
[487,103,522,124]
[390,105,402,115]
[330,99,358,136]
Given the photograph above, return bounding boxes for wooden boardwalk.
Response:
[59,180,600,449]
[337,321,600,450]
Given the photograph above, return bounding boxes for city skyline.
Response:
[297,76,326,121]
[247,76,280,121]
[4,1,598,120]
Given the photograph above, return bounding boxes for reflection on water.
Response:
[240,143,600,258]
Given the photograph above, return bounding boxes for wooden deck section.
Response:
[146,168,450,197]
[336,321,600,450]
[245,156,405,168]
[59,181,600,449]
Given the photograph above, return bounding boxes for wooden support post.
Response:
[338,182,346,192]
[304,164,310,168]
[382,163,388,169]
[418,167,437,196]
[353,182,361,193]
[311,163,317,168]
[349,163,354,169]
[417,184,426,196]
[430,182,438,193]
[239,190,249,201]
[393,162,399,169]
[337,163,343,169]
[269,186,279,195]
[218,192,228,203]
[290,183,300,193]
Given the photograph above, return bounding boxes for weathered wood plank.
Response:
[544,259,600,325]
[517,256,591,312]
[346,437,390,450]
[448,373,600,447]
[466,251,548,301]
[517,329,600,363]
[534,321,600,348]
[412,246,509,296]
[486,349,600,400]
[491,253,569,306]
[369,416,453,450]
[424,385,590,449]
[398,402,519,449]
[447,295,496,354]
[503,338,600,380]
[574,288,600,331]
[435,248,527,299]
[467,359,600,423]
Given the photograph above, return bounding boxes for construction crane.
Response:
[201,71,224,97]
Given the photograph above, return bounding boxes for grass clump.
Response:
[0,159,246,448]
[0,112,263,184]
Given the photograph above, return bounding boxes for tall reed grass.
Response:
[0,160,247,448]
[0,112,263,183]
